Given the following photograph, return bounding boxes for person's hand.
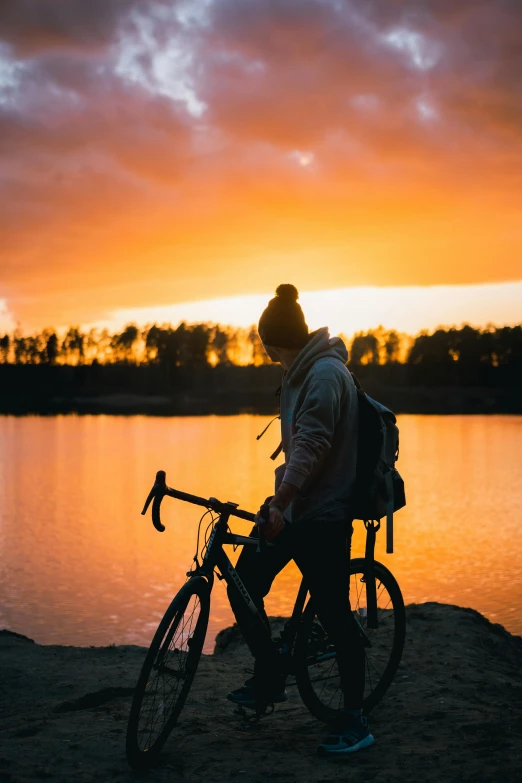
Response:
[264,504,285,542]
[254,501,284,542]
[254,497,273,527]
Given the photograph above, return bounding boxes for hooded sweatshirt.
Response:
[276,327,358,525]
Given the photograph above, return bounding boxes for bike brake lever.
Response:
[141,487,155,516]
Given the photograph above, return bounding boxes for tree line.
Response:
[0,322,521,371]
[0,324,269,367]
[351,324,522,369]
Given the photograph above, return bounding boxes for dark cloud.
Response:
[202,0,522,155]
[1,0,522,328]
[0,0,143,55]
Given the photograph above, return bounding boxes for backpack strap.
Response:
[257,383,283,459]
[364,519,380,629]
[270,442,283,461]
[349,371,364,392]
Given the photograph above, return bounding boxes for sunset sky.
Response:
[1,0,521,334]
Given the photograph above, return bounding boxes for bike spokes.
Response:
[300,563,404,717]
[136,593,201,751]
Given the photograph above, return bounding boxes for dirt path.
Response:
[1,603,521,783]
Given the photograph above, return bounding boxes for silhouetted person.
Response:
[227,284,373,755]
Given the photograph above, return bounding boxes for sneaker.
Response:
[226,677,288,709]
[317,712,374,756]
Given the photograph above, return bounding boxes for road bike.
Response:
[126,470,405,769]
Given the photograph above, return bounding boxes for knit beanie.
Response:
[258,284,309,348]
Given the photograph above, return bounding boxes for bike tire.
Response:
[294,558,405,723]
[126,576,210,769]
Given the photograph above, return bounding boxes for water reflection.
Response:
[0,414,521,652]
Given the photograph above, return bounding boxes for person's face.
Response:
[262,343,281,363]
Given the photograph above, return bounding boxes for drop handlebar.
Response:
[141,470,258,532]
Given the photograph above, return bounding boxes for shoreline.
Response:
[1,363,521,416]
[1,602,521,782]
[1,386,522,416]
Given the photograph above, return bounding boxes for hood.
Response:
[284,327,348,386]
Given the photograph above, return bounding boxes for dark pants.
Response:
[227,520,365,709]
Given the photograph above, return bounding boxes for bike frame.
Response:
[193,510,371,664]
[194,505,309,664]
[142,470,373,663]
[141,470,309,663]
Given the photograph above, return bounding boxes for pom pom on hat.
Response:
[275,284,299,303]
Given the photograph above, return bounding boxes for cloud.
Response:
[1,0,522,329]
[0,298,16,332]
[382,27,441,71]
[0,0,141,55]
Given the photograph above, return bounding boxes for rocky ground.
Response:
[1,602,521,783]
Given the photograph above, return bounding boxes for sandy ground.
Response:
[1,602,521,783]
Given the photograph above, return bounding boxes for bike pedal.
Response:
[233,702,274,723]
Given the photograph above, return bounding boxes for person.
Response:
[226,283,373,756]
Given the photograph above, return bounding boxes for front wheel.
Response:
[294,558,405,723]
[126,576,210,769]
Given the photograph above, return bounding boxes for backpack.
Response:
[349,373,406,553]
[258,371,406,554]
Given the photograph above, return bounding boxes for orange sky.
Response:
[0,0,521,332]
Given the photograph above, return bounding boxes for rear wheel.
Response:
[126,576,210,769]
[295,558,405,723]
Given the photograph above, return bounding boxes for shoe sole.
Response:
[317,733,375,755]
[226,694,288,709]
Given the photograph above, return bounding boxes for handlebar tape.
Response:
[140,470,167,532]
[152,470,166,532]
[151,494,166,533]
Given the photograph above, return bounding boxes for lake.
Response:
[1,414,521,652]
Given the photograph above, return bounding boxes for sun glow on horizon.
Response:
[84,281,522,338]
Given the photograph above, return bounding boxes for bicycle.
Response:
[126,470,406,770]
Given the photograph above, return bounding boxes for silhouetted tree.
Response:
[145,322,203,367]
[13,330,28,364]
[30,329,60,364]
[163,323,186,366]
[350,331,380,365]
[491,325,522,366]
[143,325,161,362]
[212,326,231,365]
[44,332,59,364]
[384,330,401,363]
[186,324,211,366]
[62,327,85,365]
[84,328,101,363]
[0,334,9,363]
[226,329,241,365]
[96,329,113,364]
[408,328,454,366]
[247,326,270,365]
[111,324,139,363]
